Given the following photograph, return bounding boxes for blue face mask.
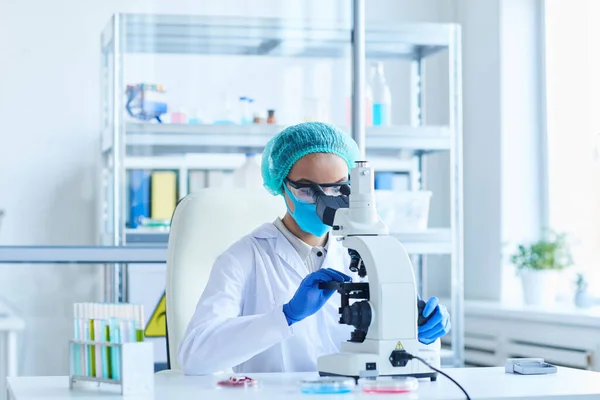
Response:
[284,185,331,237]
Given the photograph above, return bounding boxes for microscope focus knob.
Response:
[417,299,433,326]
[340,300,371,331]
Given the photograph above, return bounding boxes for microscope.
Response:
[312,160,440,380]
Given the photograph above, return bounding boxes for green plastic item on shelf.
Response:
[138,217,170,228]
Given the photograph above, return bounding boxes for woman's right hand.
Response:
[282,268,352,325]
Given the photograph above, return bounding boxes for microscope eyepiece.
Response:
[340,184,351,196]
[311,184,349,227]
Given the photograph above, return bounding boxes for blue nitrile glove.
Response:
[283,268,352,326]
[418,296,451,345]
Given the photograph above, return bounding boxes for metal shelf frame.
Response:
[122,228,453,254]
[118,123,451,157]
[99,14,452,60]
[97,9,464,367]
[0,229,450,263]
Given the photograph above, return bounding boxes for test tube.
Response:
[100,304,107,379]
[105,304,111,379]
[109,304,121,380]
[72,304,81,376]
[84,304,92,376]
[95,304,103,378]
[128,305,136,343]
[136,305,145,342]
[119,305,129,345]
[89,304,97,377]
[78,304,86,376]
[107,304,114,379]
[98,304,104,379]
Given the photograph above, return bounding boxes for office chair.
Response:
[164,188,285,371]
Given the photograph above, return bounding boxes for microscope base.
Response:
[317,348,440,382]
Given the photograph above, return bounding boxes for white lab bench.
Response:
[7,367,600,400]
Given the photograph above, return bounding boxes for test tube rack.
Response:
[69,340,154,396]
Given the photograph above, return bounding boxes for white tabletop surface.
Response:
[7,367,600,400]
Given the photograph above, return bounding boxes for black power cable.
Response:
[405,353,471,400]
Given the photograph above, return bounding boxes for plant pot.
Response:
[520,269,559,307]
[575,290,593,308]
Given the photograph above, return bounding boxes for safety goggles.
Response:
[284,177,350,204]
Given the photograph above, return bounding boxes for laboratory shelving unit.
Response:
[100,13,463,367]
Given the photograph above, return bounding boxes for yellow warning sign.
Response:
[145,292,166,337]
[395,341,404,351]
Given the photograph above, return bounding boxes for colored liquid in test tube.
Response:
[72,304,82,376]
[109,312,121,380]
[136,305,145,342]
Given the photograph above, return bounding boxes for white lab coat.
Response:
[178,222,355,375]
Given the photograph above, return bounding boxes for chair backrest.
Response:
[165,188,285,370]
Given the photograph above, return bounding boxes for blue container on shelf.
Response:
[374,172,394,190]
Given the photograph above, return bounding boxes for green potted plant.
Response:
[510,232,573,306]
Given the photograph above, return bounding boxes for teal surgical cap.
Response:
[261,122,361,196]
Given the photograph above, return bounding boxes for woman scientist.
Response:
[178,122,450,375]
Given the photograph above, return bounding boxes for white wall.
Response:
[452,0,503,301]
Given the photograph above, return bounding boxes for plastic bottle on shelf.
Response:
[213,93,237,125]
[233,154,263,188]
[246,98,255,124]
[170,106,188,124]
[371,62,392,126]
[188,108,205,124]
[239,97,252,124]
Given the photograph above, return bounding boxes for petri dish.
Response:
[358,376,419,394]
[300,377,356,394]
[216,375,258,388]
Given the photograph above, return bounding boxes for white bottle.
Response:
[233,154,263,188]
[371,62,392,126]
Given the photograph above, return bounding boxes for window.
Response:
[544,0,600,296]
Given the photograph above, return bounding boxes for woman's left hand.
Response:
[418,296,451,345]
